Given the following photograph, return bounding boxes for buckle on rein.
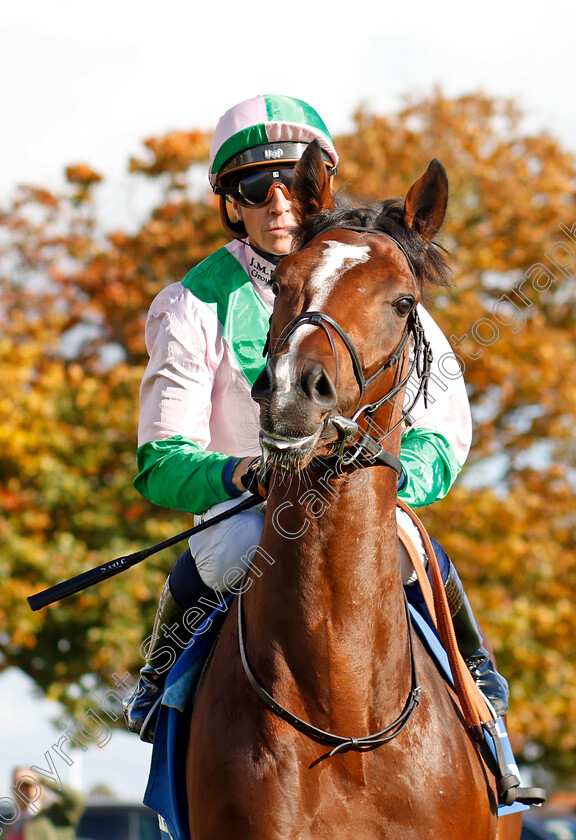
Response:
[332,416,403,475]
[332,416,373,465]
[332,416,359,457]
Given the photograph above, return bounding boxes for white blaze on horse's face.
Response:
[308,241,371,310]
[274,240,371,395]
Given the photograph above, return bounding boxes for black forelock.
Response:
[292,193,452,290]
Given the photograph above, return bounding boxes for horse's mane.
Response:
[293,194,453,290]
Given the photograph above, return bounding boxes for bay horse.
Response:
[186,143,521,839]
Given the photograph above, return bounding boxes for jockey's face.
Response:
[231,185,296,257]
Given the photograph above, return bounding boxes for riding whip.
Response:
[27,495,262,611]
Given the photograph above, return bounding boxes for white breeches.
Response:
[189,494,427,592]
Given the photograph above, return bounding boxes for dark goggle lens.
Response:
[232,168,296,206]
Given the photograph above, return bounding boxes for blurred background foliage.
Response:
[1,90,575,781]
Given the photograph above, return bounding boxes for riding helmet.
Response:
[209,94,338,239]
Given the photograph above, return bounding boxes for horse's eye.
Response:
[392,296,414,317]
[270,280,280,297]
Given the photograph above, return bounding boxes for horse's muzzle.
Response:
[252,356,338,411]
[252,355,339,468]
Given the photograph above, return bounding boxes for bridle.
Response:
[237,226,434,757]
[266,226,433,474]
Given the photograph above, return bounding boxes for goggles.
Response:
[221,167,297,207]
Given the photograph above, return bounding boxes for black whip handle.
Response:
[27,495,262,611]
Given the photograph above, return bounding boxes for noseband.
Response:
[267,227,433,473]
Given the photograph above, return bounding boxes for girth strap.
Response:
[397,524,437,626]
[397,499,492,729]
[397,500,546,807]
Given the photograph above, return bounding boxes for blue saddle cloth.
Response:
[144,599,527,840]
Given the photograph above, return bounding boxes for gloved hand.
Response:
[240,457,270,499]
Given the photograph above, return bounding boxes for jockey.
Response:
[122,93,509,742]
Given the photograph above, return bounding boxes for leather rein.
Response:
[237,586,421,757]
[238,226,431,756]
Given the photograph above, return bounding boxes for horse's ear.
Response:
[402,159,448,243]
[291,140,334,225]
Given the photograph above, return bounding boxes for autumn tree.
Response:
[1,92,575,778]
[0,132,218,707]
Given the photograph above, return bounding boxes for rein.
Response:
[237,581,421,757]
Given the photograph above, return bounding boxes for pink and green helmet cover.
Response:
[209,94,338,186]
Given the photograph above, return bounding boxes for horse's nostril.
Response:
[300,362,338,408]
[314,373,335,400]
[252,362,273,401]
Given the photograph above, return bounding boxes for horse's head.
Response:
[252,142,451,473]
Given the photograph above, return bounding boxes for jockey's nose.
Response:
[267,184,291,212]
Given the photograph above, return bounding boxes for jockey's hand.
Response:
[239,457,269,499]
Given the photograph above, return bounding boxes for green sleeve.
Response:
[134,436,238,514]
[398,427,462,508]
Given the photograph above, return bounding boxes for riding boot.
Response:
[122,577,186,743]
[444,561,510,718]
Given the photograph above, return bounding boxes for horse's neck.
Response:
[246,462,410,728]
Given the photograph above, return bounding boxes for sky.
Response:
[2,0,576,806]
[2,0,576,206]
